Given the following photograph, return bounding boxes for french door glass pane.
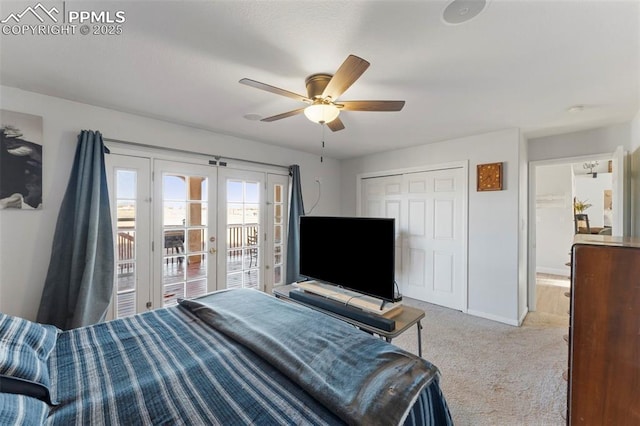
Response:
[227,249,242,272]
[187,254,206,280]
[188,202,207,226]
[245,182,259,203]
[164,175,186,199]
[274,266,282,286]
[274,225,282,244]
[227,272,242,289]
[227,180,242,202]
[163,201,186,227]
[163,282,184,306]
[117,263,135,291]
[116,291,135,318]
[117,231,135,261]
[186,279,206,298]
[275,205,282,224]
[245,269,259,289]
[244,203,259,223]
[227,203,243,224]
[116,170,136,199]
[274,245,282,264]
[117,200,136,228]
[187,229,206,251]
[274,185,282,203]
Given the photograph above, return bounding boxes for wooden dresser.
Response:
[567,235,640,425]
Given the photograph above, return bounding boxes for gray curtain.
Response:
[286,165,305,284]
[37,130,113,330]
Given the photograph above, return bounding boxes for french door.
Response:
[266,173,289,293]
[105,154,152,319]
[153,160,217,308]
[216,169,289,294]
[106,152,288,318]
[217,169,264,291]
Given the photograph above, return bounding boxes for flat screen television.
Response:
[299,216,398,302]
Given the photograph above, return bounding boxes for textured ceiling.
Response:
[1,0,638,159]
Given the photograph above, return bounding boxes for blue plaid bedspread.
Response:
[46,290,452,425]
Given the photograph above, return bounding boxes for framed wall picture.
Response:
[0,110,43,209]
[477,162,503,191]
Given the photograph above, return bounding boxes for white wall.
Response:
[0,86,342,321]
[517,133,528,323]
[528,123,632,162]
[535,164,573,276]
[341,128,525,325]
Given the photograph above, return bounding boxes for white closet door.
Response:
[403,168,465,310]
[361,175,404,292]
[362,167,467,311]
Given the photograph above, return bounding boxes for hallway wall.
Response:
[535,164,573,276]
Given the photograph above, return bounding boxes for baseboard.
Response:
[518,308,528,326]
[536,266,569,277]
[467,309,520,326]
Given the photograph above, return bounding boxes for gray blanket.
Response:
[179,289,440,426]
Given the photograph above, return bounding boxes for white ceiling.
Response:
[1,0,638,160]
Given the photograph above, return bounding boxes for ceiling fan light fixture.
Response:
[240,55,403,132]
[304,103,340,124]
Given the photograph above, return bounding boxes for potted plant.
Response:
[574,198,592,213]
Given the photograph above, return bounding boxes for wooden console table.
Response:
[273,284,425,357]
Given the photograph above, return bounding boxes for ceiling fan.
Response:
[239,55,405,132]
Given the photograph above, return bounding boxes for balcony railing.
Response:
[115,224,259,275]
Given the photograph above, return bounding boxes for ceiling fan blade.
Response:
[327,117,345,132]
[338,100,405,112]
[240,78,311,103]
[322,55,370,100]
[260,107,306,122]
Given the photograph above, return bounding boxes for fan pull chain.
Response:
[320,123,325,163]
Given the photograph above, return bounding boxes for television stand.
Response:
[290,290,396,331]
[295,280,402,316]
[273,284,425,357]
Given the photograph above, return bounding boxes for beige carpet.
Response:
[392,299,568,426]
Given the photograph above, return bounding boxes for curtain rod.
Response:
[103,137,290,170]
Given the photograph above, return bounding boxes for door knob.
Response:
[209,248,217,254]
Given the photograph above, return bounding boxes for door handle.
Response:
[209,248,217,254]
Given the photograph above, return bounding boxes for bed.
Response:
[1,288,452,425]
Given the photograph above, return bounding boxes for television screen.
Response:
[299,216,397,302]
